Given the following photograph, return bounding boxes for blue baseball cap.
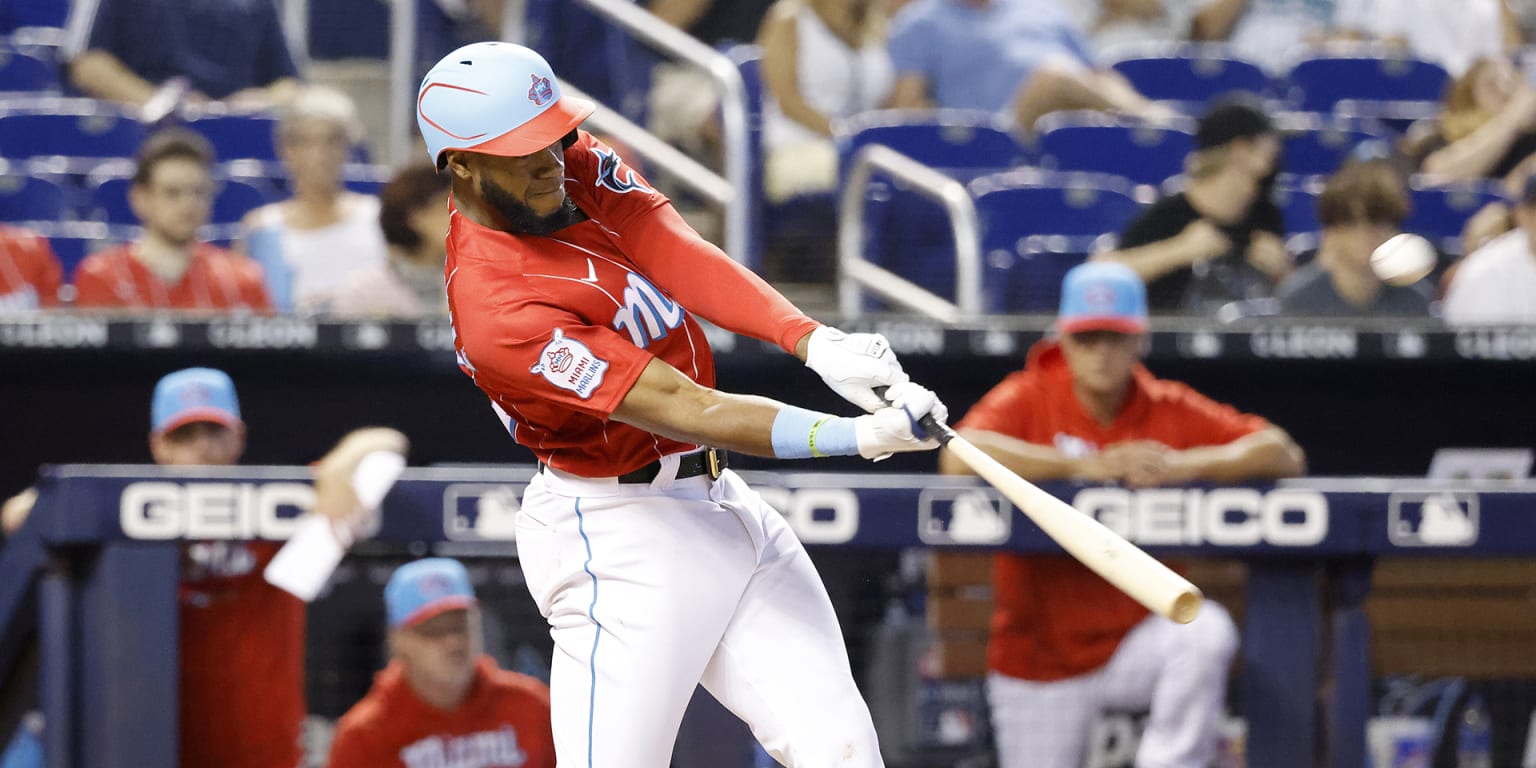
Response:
[1058,262,1149,335]
[386,558,478,628]
[151,367,242,435]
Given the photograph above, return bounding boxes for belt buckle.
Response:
[706,448,722,480]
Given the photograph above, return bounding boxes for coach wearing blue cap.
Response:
[938,263,1305,768]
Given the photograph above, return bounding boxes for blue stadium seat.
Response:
[1281,116,1387,177]
[1284,53,1450,113]
[1,0,71,32]
[1109,45,1270,109]
[1407,182,1506,254]
[0,44,58,93]
[1273,177,1322,236]
[0,108,145,162]
[87,174,275,227]
[1032,112,1195,187]
[0,171,73,222]
[186,113,279,162]
[971,170,1145,312]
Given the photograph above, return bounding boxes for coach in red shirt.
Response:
[327,558,555,768]
[940,262,1305,768]
[72,129,271,311]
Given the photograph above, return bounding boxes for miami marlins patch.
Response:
[527,74,553,106]
[529,329,608,399]
[591,147,653,194]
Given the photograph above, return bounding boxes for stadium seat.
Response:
[1280,116,1388,177]
[1273,179,1322,236]
[25,220,115,281]
[1,0,71,32]
[186,113,280,162]
[0,44,58,93]
[1109,45,1270,109]
[1406,181,1506,254]
[0,108,145,164]
[1284,52,1450,114]
[0,171,74,222]
[1032,112,1195,187]
[87,175,275,227]
[971,170,1145,312]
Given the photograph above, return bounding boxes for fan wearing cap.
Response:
[2,368,407,768]
[936,263,1305,768]
[326,559,555,768]
[1095,96,1291,313]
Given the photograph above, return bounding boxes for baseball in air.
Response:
[1370,233,1435,286]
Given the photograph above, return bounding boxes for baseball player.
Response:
[326,558,555,768]
[939,262,1305,768]
[0,225,63,310]
[419,42,948,767]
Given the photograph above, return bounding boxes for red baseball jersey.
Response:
[179,541,306,768]
[73,243,271,310]
[327,656,555,768]
[0,225,63,309]
[957,341,1269,681]
[446,131,819,476]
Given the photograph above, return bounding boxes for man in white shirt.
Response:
[1332,0,1517,76]
[1443,175,1536,324]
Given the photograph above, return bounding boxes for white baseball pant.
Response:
[516,454,883,767]
[987,601,1238,768]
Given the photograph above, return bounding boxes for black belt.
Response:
[543,449,727,484]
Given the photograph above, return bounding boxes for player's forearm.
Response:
[1420,112,1529,182]
[68,50,158,107]
[942,429,1095,481]
[611,358,793,457]
[1191,0,1247,40]
[1173,428,1306,482]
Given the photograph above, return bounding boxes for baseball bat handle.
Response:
[872,385,956,445]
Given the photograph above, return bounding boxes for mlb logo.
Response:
[1387,491,1479,547]
[442,484,523,541]
[918,488,1011,545]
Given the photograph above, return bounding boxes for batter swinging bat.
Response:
[883,388,1203,624]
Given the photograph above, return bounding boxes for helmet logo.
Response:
[528,74,554,106]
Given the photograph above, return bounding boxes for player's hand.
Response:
[804,325,908,412]
[1177,220,1232,264]
[312,427,409,541]
[853,383,947,460]
[1091,441,1171,486]
[1245,232,1293,282]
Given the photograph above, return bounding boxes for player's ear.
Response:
[443,150,475,181]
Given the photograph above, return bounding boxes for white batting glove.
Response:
[804,326,908,413]
[853,383,947,461]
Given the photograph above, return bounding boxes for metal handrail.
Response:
[387,0,751,262]
[571,0,749,264]
[837,145,981,323]
[563,83,733,206]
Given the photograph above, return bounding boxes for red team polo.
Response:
[73,243,271,310]
[0,225,63,309]
[446,131,818,476]
[327,656,555,768]
[958,341,1269,681]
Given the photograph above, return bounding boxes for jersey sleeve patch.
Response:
[529,328,609,399]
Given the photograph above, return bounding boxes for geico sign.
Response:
[1071,488,1328,546]
[120,482,314,540]
[755,487,859,545]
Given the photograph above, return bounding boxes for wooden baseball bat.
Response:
[880,387,1203,624]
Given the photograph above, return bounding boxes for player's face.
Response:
[280,118,350,189]
[130,158,214,246]
[475,142,575,220]
[395,607,483,693]
[149,421,245,466]
[1060,330,1141,397]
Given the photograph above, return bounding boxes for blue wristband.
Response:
[771,406,859,459]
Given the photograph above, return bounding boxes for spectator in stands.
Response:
[1066,0,1202,54]
[332,165,450,318]
[1095,96,1289,313]
[1276,158,1432,315]
[886,0,1168,133]
[1443,174,1536,324]
[0,367,409,768]
[939,262,1304,768]
[326,558,555,768]
[1332,0,1519,77]
[72,130,271,311]
[1190,0,1339,72]
[648,0,781,160]
[758,0,894,201]
[241,86,388,314]
[0,225,63,310]
[62,0,300,110]
[1405,57,1536,186]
